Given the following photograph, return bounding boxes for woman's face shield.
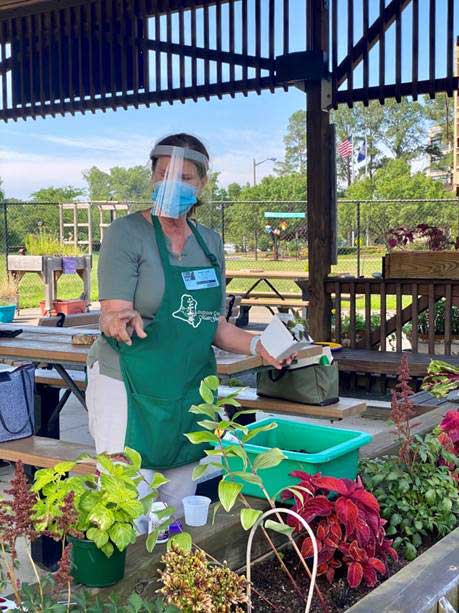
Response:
[150,145,208,219]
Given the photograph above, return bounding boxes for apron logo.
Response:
[172,294,202,328]
[172,294,220,328]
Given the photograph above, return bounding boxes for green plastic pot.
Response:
[68,535,126,587]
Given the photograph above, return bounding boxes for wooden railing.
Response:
[324,277,459,356]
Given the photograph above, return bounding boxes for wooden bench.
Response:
[34,369,365,420]
[0,436,96,473]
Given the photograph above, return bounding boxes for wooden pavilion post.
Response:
[306,0,334,341]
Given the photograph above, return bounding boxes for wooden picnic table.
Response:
[0,324,322,428]
[226,269,309,300]
[0,323,318,374]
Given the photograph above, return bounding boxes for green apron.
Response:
[105,215,221,470]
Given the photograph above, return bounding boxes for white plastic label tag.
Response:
[182,268,219,290]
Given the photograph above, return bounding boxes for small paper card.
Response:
[260,315,312,361]
[62,256,77,274]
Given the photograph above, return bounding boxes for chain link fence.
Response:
[1,198,458,308]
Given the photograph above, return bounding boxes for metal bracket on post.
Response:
[321,78,332,110]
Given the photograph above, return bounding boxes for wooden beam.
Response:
[306,0,332,341]
[335,0,412,88]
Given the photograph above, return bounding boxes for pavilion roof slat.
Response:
[241,0,248,95]
[412,0,418,99]
[395,0,401,102]
[446,0,454,96]
[347,0,353,107]
[429,0,435,98]
[362,0,369,106]
[0,0,457,121]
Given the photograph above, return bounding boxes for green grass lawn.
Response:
[1,251,387,311]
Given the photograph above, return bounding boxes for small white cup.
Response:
[182,495,211,527]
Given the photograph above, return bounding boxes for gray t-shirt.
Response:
[88,212,226,380]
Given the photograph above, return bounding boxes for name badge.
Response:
[182,268,219,290]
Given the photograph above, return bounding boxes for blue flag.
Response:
[357,140,366,163]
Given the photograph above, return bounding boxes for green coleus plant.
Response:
[31,447,174,557]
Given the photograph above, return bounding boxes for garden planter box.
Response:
[39,298,87,316]
[7,255,91,313]
[383,251,459,279]
[346,526,459,612]
[217,417,372,499]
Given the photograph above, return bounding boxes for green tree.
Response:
[5,186,84,249]
[83,165,150,201]
[381,98,426,160]
[225,174,306,251]
[423,93,454,183]
[275,110,306,175]
[341,159,451,246]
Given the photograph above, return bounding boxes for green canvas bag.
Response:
[256,362,339,406]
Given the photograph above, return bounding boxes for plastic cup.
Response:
[182,495,211,527]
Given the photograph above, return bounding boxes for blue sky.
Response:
[0,86,305,199]
[0,0,456,199]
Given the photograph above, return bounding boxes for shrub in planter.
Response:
[282,473,397,589]
[360,355,459,560]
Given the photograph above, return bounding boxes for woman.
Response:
[87,133,292,523]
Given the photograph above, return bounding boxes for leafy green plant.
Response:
[361,434,459,560]
[360,355,459,560]
[32,447,173,558]
[403,299,459,337]
[336,313,381,338]
[24,232,85,256]
[185,375,328,611]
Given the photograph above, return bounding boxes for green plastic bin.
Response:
[218,417,372,499]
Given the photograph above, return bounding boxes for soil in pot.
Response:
[68,536,126,587]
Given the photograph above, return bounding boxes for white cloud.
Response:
[1,126,285,198]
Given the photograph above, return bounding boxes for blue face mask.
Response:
[151,180,198,218]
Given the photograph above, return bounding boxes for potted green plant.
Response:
[0,277,17,322]
[383,224,459,280]
[32,447,170,588]
[403,299,459,355]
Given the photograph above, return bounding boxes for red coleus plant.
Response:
[386,224,458,252]
[439,410,459,455]
[282,473,397,589]
[438,410,459,480]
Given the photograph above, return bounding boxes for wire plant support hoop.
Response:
[246,507,318,613]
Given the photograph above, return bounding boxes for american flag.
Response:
[337,136,353,158]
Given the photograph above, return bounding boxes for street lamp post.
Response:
[252,157,276,259]
[252,157,277,186]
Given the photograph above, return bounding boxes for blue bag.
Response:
[0,364,35,442]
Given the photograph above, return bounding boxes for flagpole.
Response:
[351,133,355,183]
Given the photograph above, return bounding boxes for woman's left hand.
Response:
[256,341,297,370]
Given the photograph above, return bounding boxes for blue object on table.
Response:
[62,256,77,274]
[0,305,16,323]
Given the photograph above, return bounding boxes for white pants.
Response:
[86,361,197,530]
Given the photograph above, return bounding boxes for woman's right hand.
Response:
[100,307,147,345]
